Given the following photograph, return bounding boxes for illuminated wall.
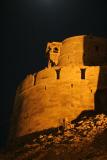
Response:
[9,35,107,143]
[59,35,107,66]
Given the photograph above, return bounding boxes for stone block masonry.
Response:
[9,35,107,144]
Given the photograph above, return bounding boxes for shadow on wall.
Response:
[95,67,107,114]
[83,35,107,114]
[7,95,24,146]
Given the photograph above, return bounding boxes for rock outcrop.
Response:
[9,35,107,145]
[1,113,107,160]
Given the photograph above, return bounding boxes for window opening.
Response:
[53,47,59,53]
[45,86,46,90]
[80,68,86,79]
[56,69,61,79]
[34,73,37,85]
[71,84,73,88]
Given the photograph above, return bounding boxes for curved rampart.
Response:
[9,65,107,142]
[59,35,85,66]
[59,35,107,66]
[9,35,107,144]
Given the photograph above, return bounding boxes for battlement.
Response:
[16,65,107,95]
[9,35,107,144]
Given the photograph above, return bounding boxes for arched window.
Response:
[53,47,59,53]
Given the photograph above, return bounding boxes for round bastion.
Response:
[9,35,107,143]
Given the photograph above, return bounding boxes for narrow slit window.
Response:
[56,69,61,79]
[45,86,46,90]
[80,68,86,79]
[34,73,37,85]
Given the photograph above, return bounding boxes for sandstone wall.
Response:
[9,35,107,143]
[9,65,107,140]
[83,36,107,65]
[59,35,84,66]
[46,42,62,66]
[59,35,107,66]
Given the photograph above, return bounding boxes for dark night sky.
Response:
[2,0,107,148]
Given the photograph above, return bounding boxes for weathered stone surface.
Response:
[2,113,107,160]
[9,35,107,143]
[46,42,62,67]
[59,35,107,66]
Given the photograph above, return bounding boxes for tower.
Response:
[9,35,107,144]
[46,42,62,67]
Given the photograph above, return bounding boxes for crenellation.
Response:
[9,35,107,144]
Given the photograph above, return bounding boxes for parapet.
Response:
[58,35,107,66]
[9,35,107,144]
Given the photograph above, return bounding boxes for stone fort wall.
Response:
[9,65,107,141]
[9,35,107,143]
[59,35,107,66]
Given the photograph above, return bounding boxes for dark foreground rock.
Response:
[0,113,107,160]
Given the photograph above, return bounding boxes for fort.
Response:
[9,35,107,143]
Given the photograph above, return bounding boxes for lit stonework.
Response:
[46,42,62,67]
[9,35,107,143]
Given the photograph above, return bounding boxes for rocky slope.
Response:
[0,112,107,160]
